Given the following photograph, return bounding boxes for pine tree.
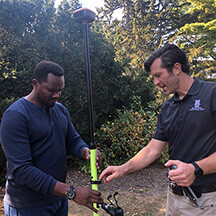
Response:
[174,0,216,77]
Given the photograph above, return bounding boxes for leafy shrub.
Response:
[96,106,158,168]
[76,96,168,172]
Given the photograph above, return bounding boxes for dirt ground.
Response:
[67,162,168,215]
[0,162,168,215]
[67,162,168,196]
[0,188,4,216]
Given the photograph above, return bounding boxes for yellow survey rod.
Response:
[90,148,99,215]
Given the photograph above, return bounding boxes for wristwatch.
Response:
[65,185,76,200]
[191,162,203,178]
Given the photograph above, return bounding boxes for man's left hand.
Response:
[82,147,102,169]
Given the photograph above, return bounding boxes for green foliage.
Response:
[74,96,168,172]
[171,0,216,76]
[66,154,91,173]
[76,159,91,173]
[98,0,215,78]
[97,0,188,73]
[95,97,160,168]
[0,0,156,142]
[160,145,169,164]
[0,1,156,181]
[3,0,214,175]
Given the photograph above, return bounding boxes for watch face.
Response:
[66,186,76,200]
[67,191,75,199]
[192,162,203,177]
[196,168,203,177]
[191,162,203,178]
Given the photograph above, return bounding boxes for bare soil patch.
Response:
[67,162,168,215]
[0,162,168,216]
[0,187,5,216]
[67,162,168,196]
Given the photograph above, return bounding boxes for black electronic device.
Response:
[73,8,96,24]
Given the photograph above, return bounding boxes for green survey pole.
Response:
[73,8,100,216]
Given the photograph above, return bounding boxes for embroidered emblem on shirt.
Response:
[189,100,205,111]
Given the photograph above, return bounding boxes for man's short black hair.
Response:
[33,61,64,83]
[144,44,190,74]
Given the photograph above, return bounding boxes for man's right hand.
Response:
[73,186,103,213]
[99,165,125,183]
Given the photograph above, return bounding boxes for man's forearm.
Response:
[53,181,70,197]
[121,139,167,175]
[197,152,216,175]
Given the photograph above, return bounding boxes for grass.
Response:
[68,191,167,216]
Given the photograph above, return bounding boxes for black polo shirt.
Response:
[153,78,216,186]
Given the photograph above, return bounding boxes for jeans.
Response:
[4,198,68,216]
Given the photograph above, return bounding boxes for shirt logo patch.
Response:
[189,100,205,111]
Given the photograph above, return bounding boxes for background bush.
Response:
[96,97,158,168]
[75,96,168,172]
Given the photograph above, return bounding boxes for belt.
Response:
[191,184,216,194]
[170,183,216,197]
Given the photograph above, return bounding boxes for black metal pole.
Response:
[83,23,96,149]
[83,22,100,216]
[73,9,100,215]
[73,9,124,215]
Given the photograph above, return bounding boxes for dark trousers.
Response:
[4,198,68,216]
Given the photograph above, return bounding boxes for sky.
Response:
[55,0,123,19]
[55,0,105,12]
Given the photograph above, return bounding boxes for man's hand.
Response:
[82,147,102,169]
[73,186,103,213]
[165,160,196,187]
[99,165,125,183]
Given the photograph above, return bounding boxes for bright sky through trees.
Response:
[55,0,104,11]
[54,0,123,19]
